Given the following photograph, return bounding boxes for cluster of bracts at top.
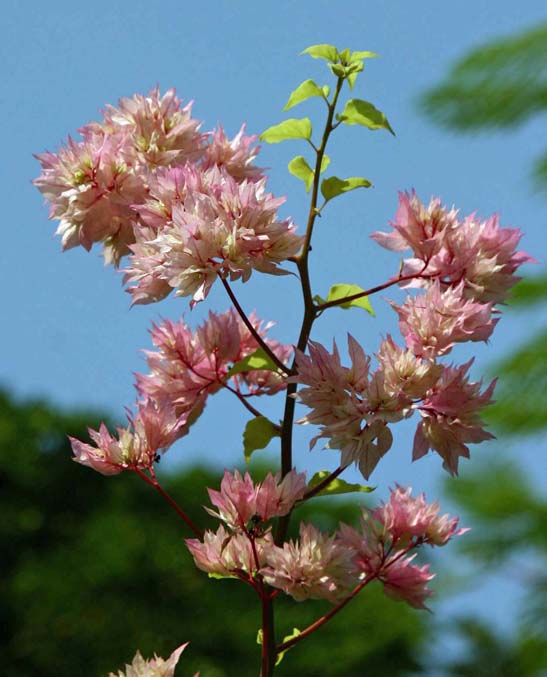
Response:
[35,88,532,634]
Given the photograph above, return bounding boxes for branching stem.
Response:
[221,277,290,375]
[134,468,203,538]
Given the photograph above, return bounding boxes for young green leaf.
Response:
[243,416,280,462]
[307,470,375,496]
[259,118,312,144]
[337,99,395,135]
[227,347,280,377]
[276,628,302,665]
[301,43,338,62]
[321,176,372,202]
[350,50,378,61]
[284,79,325,111]
[321,84,331,98]
[288,155,314,191]
[324,283,375,315]
[338,47,351,62]
[320,153,331,174]
[329,63,346,78]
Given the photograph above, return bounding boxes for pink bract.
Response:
[372,191,534,304]
[202,124,264,181]
[381,555,434,609]
[69,398,185,475]
[413,360,496,475]
[109,642,191,677]
[124,166,302,306]
[136,308,291,424]
[372,485,467,547]
[260,523,358,602]
[391,281,498,358]
[186,525,272,578]
[206,469,307,529]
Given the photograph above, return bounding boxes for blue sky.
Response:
[2,0,546,649]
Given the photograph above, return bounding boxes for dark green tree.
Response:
[1,390,427,676]
[420,22,547,435]
[433,458,547,676]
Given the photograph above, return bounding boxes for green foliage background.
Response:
[1,390,427,676]
[420,21,547,436]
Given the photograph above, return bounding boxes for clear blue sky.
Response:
[2,0,546,651]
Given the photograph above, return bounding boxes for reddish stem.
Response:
[221,278,290,375]
[300,465,347,502]
[223,382,276,424]
[315,270,437,312]
[276,576,374,654]
[134,467,203,538]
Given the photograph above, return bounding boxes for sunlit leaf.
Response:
[243,416,280,462]
[337,99,395,135]
[228,348,279,377]
[350,50,378,61]
[338,48,351,62]
[288,155,314,191]
[321,175,372,202]
[322,283,375,315]
[284,79,325,111]
[301,43,338,62]
[308,470,374,496]
[259,118,312,144]
[276,628,301,665]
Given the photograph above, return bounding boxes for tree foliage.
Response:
[420,22,547,438]
[437,459,547,676]
[1,390,426,676]
[420,22,547,189]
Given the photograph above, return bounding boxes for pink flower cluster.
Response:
[109,642,195,677]
[372,191,533,304]
[34,88,302,303]
[137,308,292,418]
[69,398,185,476]
[187,473,464,609]
[70,308,291,475]
[292,191,532,478]
[293,336,494,477]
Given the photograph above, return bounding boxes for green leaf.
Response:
[308,470,375,497]
[243,416,280,462]
[321,175,372,202]
[301,43,338,62]
[339,48,351,62]
[288,155,314,191]
[276,628,301,665]
[321,85,331,98]
[320,154,330,174]
[284,79,325,111]
[259,118,312,144]
[329,63,346,77]
[323,283,375,315]
[227,348,279,377]
[337,99,395,135]
[288,154,331,191]
[350,50,378,61]
[347,72,358,90]
[208,572,238,580]
[256,629,263,646]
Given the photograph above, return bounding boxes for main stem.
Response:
[276,76,345,547]
[261,592,276,677]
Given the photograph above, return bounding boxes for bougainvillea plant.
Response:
[34,43,533,675]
